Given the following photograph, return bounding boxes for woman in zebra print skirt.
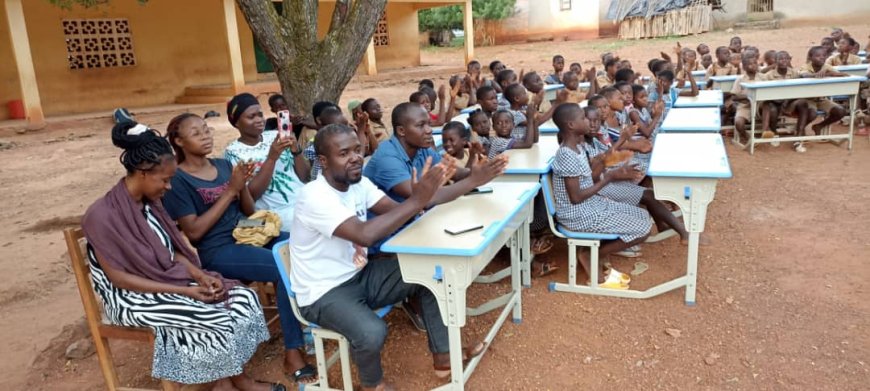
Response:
[81,121,283,390]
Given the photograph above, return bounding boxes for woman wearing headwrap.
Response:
[81,121,284,390]
[223,93,310,232]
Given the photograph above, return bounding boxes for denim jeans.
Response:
[299,257,448,387]
[199,232,304,350]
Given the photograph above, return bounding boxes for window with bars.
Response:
[63,18,136,70]
[373,12,389,46]
[560,0,572,11]
[747,0,773,13]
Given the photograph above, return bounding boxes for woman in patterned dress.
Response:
[81,121,283,390]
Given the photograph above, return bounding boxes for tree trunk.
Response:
[235,0,387,116]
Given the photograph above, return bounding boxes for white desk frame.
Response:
[647,133,732,305]
[381,182,539,390]
[741,76,867,154]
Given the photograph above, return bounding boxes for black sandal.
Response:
[290,364,318,384]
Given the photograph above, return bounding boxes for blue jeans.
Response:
[199,232,304,350]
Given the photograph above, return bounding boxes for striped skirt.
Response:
[87,246,270,384]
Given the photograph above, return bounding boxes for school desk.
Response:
[497,135,560,183]
[709,75,739,92]
[381,181,539,391]
[647,133,732,305]
[460,104,480,114]
[659,107,722,133]
[693,70,707,83]
[740,76,867,154]
[674,89,723,108]
[834,64,869,77]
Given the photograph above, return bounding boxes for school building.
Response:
[0,0,474,127]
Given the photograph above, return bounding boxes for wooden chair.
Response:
[64,227,175,391]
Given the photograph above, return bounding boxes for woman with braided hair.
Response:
[81,121,284,390]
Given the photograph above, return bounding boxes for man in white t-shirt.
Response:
[289,124,483,391]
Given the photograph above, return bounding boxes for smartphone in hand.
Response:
[277,110,292,139]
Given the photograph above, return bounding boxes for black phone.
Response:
[444,224,484,236]
[466,186,494,196]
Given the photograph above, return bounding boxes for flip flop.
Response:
[588,270,630,290]
[531,235,554,255]
[289,364,317,384]
[535,261,560,277]
[433,342,488,378]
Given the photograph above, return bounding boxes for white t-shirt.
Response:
[224,131,305,232]
[289,175,386,306]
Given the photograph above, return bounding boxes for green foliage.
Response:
[419,0,516,32]
[47,0,147,9]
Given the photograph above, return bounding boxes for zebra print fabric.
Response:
[85,205,270,384]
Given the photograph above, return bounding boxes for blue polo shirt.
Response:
[363,136,441,254]
[363,135,442,203]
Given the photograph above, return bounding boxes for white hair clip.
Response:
[127,123,150,136]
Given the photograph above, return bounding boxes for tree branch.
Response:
[328,0,350,35]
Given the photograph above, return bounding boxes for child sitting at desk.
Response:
[597,58,619,89]
[697,43,711,57]
[732,54,779,145]
[760,50,778,73]
[467,109,492,145]
[706,46,738,89]
[827,37,862,66]
[487,60,506,93]
[729,36,743,54]
[448,74,477,111]
[763,50,816,152]
[650,69,698,119]
[496,69,519,109]
[361,98,391,144]
[563,69,597,103]
[629,85,664,140]
[545,54,565,84]
[441,121,476,169]
[551,104,649,288]
[504,83,538,139]
[615,82,634,114]
[796,46,849,150]
[729,52,743,75]
[410,88,451,127]
[522,71,561,123]
[487,108,538,159]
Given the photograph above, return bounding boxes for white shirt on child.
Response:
[224,130,305,231]
[289,175,386,306]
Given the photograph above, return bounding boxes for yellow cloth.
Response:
[232,210,281,247]
[761,67,799,81]
[369,121,392,144]
[705,63,737,79]
[825,53,862,66]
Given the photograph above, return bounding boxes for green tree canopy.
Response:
[419,0,516,32]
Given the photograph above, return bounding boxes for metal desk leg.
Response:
[511,228,523,323]
[684,231,700,305]
[749,99,758,155]
[848,94,857,151]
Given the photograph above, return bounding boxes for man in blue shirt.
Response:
[364,102,507,205]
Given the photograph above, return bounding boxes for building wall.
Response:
[488,0,600,43]
[0,0,257,120]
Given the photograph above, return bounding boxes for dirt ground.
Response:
[2,23,869,390]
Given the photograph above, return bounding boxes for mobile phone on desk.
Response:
[444,224,484,236]
[466,186,493,196]
[277,110,292,139]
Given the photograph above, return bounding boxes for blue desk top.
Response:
[460,104,480,114]
[709,75,739,83]
[380,181,541,256]
[648,133,732,178]
[743,75,867,89]
[674,90,724,107]
[660,107,721,132]
[545,84,565,91]
[835,64,868,72]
